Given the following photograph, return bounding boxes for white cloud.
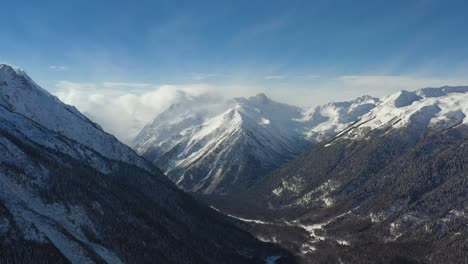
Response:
[338,75,468,89]
[53,81,220,144]
[101,82,153,88]
[49,65,68,71]
[56,80,97,89]
[50,74,468,145]
[302,74,320,79]
[264,75,285,80]
[335,75,468,98]
[281,74,468,108]
[192,73,221,81]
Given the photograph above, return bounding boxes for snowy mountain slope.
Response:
[133,93,227,161]
[137,94,309,194]
[334,86,468,141]
[228,86,468,263]
[163,97,308,194]
[134,93,379,194]
[255,86,468,210]
[0,64,290,264]
[0,64,149,171]
[300,95,380,142]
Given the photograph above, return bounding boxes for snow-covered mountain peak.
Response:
[0,64,20,76]
[171,89,222,104]
[133,92,227,154]
[416,86,468,97]
[0,65,148,169]
[135,92,302,157]
[230,92,271,104]
[378,86,468,110]
[238,94,301,117]
[0,64,49,95]
[384,90,422,108]
[248,92,270,104]
[0,64,16,76]
[299,95,380,142]
[339,86,468,141]
[134,92,379,194]
[0,64,32,82]
[349,94,380,105]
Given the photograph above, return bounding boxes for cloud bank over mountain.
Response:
[54,82,221,143]
[52,74,468,144]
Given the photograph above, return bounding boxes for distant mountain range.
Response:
[0,64,289,264]
[134,82,468,263]
[216,86,468,263]
[133,92,380,195]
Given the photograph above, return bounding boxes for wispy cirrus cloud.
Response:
[289,74,468,107]
[56,80,97,89]
[337,75,468,92]
[302,74,320,80]
[49,65,68,71]
[101,82,154,88]
[192,73,222,81]
[56,80,156,90]
[264,75,285,80]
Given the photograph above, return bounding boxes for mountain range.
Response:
[133,81,468,263]
[3,62,468,264]
[0,64,291,264]
[213,86,468,263]
[133,92,380,195]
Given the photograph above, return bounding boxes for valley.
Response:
[2,63,468,264]
[4,1,468,263]
[0,64,292,264]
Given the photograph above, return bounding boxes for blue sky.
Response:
[3,0,468,141]
[3,1,468,93]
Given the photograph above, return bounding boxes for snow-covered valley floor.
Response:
[210,206,357,263]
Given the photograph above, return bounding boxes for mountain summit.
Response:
[134,93,380,195]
